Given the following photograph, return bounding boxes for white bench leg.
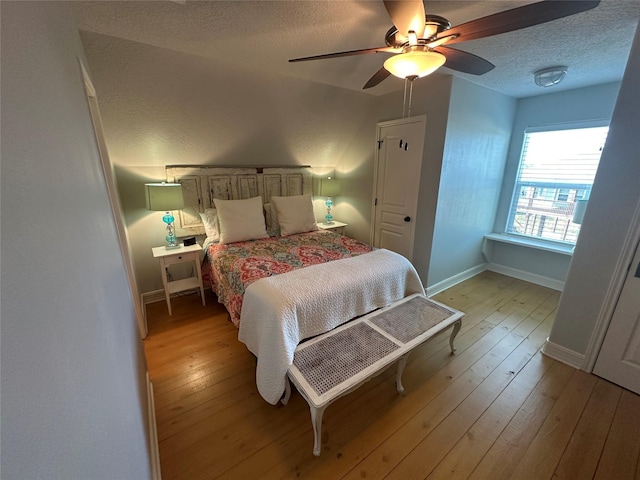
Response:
[396,354,409,393]
[310,405,326,456]
[449,319,462,353]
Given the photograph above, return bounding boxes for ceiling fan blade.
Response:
[435,46,495,75]
[383,0,426,38]
[441,0,600,45]
[426,34,459,49]
[289,46,397,63]
[363,67,392,89]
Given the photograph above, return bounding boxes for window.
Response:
[506,125,609,244]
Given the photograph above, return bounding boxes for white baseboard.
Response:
[146,372,162,480]
[487,263,564,291]
[142,289,167,306]
[426,263,488,297]
[140,292,149,338]
[541,339,585,369]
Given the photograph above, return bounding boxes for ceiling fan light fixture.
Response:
[534,66,568,87]
[384,50,446,80]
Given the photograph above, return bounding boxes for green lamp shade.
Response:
[144,183,185,211]
[320,178,341,198]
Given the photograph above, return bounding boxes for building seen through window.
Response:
[506,125,609,244]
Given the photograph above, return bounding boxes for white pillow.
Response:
[213,196,268,244]
[271,194,319,236]
[199,208,219,242]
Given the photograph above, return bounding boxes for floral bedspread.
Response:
[202,230,374,326]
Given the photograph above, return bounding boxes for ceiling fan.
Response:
[289,0,600,89]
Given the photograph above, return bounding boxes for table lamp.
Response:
[320,177,340,225]
[145,182,185,249]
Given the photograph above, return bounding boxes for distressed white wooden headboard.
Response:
[166,165,313,236]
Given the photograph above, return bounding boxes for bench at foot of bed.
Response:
[282,293,464,456]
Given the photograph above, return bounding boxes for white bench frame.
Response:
[282,293,464,456]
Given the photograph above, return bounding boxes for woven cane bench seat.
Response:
[283,293,464,456]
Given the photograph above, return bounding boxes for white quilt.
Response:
[237,248,425,404]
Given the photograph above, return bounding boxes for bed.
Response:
[202,229,375,327]
[167,165,425,404]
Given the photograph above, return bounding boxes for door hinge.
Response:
[374,198,378,206]
[377,140,384,150]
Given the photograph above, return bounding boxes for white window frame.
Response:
[505,120,609,246]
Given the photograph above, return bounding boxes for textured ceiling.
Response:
[74,0,640,98]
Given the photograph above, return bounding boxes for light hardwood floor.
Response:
[144,271,640,480]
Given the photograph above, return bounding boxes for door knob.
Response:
[404,216,411,222]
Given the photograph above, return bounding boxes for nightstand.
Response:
[152,243,205,315]
[317,221,348,236]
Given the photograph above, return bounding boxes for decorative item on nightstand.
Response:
[320,176,340,225]
[144,182,185,249]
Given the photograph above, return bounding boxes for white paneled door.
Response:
[372,116,426,261]
[593,237,640,394]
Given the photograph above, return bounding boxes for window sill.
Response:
[484,233,574,256]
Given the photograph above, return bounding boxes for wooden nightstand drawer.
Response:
[162,251,197,266]
[317,221,348,236]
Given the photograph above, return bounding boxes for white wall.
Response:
[80,32,379,294]
[1,3,152,479]
[550,24,640,356]
[490,82,621,284]
[428,77,516,287]
[373,75,515,287]
[374,74,455,283]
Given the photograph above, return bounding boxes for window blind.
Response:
[518,127,608,185]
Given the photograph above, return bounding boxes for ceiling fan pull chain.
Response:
[408,77,414,118]
[402,77,409,118]
[401,75,418,118]
[407,75,418,118]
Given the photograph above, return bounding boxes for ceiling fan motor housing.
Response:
[385,15,452,48]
